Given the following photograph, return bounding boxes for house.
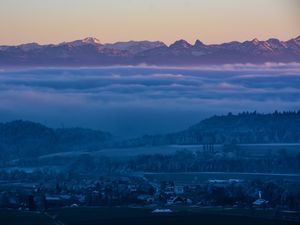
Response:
[167,196,192,205]
[45,194,73,208]
[137,194,154,203]
[253,191,269,207]
[174,185,184,194]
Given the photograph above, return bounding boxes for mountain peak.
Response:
[292,35,300,44]
[19,42,40,46]
[1,36,300,66]
[170,39,192,48]
[267,38,280,43]
[250,38,260,45]
[18,42,41,51]
[60,37,102,46]
[82,37,101,45]
[266,38,287,49]
[294,35,300,41]
[194,40,205,48]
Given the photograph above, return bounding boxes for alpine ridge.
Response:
[0,36,299,66]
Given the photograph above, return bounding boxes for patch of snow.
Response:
[152,209,172,213]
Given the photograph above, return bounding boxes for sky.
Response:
[0,0,299,45]
[1,64,300,137]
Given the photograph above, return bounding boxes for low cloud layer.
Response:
[0,63,300,137]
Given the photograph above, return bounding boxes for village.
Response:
[0,169,299,222]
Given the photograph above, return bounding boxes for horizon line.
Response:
[1,34,300,47]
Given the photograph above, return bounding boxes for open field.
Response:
[238,143,300,157]
[100,143,300,157]
[144,172,300,185]
[2,143,299,175]
[0,210,54,225]
[0,206,299,225]
[38,143,300,160]
[47,207,300,225]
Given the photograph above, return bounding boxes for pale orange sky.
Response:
[0,0,299,45]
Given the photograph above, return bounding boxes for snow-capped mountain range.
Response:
[0,36,299,66]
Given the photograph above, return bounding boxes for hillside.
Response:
[0,120,112,160]
[122,111,300,146]
[1,112,300,160]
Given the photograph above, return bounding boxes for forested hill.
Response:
[122,111,300,146]
[0,120,112,160]
[1,112,300,160]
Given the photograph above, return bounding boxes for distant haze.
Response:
[0,64,299,137]
[0,0,299,45]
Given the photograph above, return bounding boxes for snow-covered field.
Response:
[37,143,300,160]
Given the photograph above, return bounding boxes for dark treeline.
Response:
[122,111,300,147]
[0,120,112,160]
[3,150,300,179]
[127,150,300,173]
[22,149,299,174]
[0,111,300,161]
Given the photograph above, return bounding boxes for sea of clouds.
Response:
[0,63,299,137]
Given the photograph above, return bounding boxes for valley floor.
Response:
[1,207,299,225]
